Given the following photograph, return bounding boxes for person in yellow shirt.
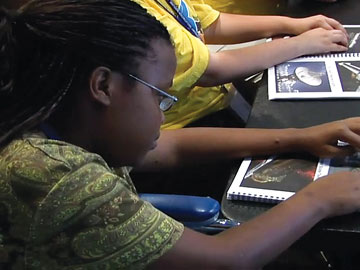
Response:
[133,0,347,129]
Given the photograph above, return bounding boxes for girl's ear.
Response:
[89,66,113,106]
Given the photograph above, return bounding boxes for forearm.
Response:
[155,189,328,269]
[197,37,304,87]
[138,127,304,171]
[216,191,327,268]
[204,13,294,44]
[139,118,360,171]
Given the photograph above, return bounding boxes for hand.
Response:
[288,15,347,37]
[293,27,348,56]
[299,117,360,157]
[297,171,360,217]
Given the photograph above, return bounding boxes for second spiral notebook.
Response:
[268,25,360,100]
[227,153,360,203]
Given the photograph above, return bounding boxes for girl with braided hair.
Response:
[2,1,360,269]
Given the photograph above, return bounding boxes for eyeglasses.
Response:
[127,73,178,112]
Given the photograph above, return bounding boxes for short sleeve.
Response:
[189,0,220,29]
[26,162,184,269]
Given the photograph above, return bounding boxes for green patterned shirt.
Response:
[0,132,184,269]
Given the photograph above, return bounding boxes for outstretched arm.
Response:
[198,27,348,86]
[149,171,360,269]
[204,14,347,44]
[138,118,360,171]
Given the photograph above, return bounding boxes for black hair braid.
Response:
[0,7,77,144]
[20,0,170,70]
[0,8,17,96]
[0,0,171,145]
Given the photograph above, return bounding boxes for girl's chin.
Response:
[135,143,158,162]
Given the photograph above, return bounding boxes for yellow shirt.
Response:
[204,0,286,15]
[133,0,230,129]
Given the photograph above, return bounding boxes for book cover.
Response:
[227,153,360,203]
[268,25,360,100]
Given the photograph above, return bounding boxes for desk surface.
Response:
[285,0,359,25]
[221,0,360,250]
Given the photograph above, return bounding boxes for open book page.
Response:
[268,25,360,100]
[315,152,360,178]
[227,155,319,203]
[227,152,360,203]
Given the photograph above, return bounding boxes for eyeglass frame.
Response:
[127,73,178,112]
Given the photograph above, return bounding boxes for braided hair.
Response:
[0,0,171,145]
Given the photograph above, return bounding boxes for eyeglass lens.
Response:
[160,97,174,111]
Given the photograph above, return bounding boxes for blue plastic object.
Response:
[139,193,220,228]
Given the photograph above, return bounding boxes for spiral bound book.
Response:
[226,153,360,203]
[268,25,360,100]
